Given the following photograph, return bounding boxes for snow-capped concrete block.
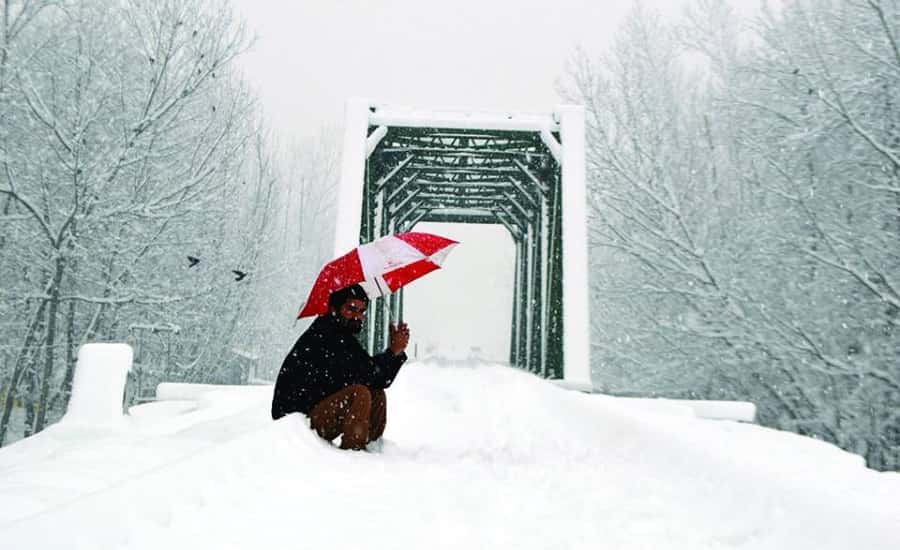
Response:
[61,343,133,427]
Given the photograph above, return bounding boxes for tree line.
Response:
[0,0,336,446]
[564,0,900,470]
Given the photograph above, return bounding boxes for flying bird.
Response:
[187,256,200,268]
[232,270,247,282]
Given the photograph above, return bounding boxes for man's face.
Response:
[334,297,367,334]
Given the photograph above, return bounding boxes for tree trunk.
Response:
[23,362,37,437]
[1,0,10,91]
[0,1,11,252]
[0,299,48,445]
[48,283,78,416]
[62,292,76,398]
[34,253,65,433]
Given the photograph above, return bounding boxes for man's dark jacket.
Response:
[271,314,407,419]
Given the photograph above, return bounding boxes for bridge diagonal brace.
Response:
[492,208,522,240]
[389,187,423,217]
[375,154,416,194]
[502,190,532,220]
[385,171,421,204]
[391,203,417,229]
[494,201,524,232]
[506,176,539,208]
[400,208,432,232]
[511,158,549,197]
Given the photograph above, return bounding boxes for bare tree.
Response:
[561,4,754,397]
[563,0,900,469]
[729,0,900,468]
[232,130,340,383]
[0,0,262,442]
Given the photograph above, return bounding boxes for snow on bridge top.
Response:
[367,104,561,133]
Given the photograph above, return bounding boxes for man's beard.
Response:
[336,316,363,334]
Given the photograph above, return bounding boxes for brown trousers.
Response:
[309,384,386,450]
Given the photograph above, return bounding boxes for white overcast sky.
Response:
[230,0,746,362]
[229,0,700,138]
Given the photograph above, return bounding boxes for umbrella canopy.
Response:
[297,232,459,318]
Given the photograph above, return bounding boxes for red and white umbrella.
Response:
[297,232,459,318]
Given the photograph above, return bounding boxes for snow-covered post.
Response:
[557,104,592,389]
[60,344,133,427]
[334,98,372,256]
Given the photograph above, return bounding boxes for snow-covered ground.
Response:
[1,359,898,549]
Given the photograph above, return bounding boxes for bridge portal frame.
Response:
[333,99,590,388]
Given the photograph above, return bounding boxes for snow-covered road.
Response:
[1,360,898,549]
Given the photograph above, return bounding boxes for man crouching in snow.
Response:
[271,284,409,450]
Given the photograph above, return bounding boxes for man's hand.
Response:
[389,321,409,356]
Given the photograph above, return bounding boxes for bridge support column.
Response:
[558,104,591,388]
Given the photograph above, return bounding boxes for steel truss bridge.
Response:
[333,100,590,387]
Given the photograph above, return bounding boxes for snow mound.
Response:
[0,360,897,549]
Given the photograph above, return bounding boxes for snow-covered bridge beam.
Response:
[511,158,549,196]
[540,128,562,164]
[505,176,540,208]
[373,155,415,193]
[369,107,560,133]
[366,125,388,158]
[419,208,498,224]
[388,188,423,216]
[386,172,421,203]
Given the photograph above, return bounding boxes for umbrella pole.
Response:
[376,275,388,325]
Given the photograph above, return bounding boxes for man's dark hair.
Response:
[328,284,369,310]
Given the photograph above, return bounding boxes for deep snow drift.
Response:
[1,360,898,549]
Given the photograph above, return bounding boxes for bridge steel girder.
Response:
[332,100,591,387]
